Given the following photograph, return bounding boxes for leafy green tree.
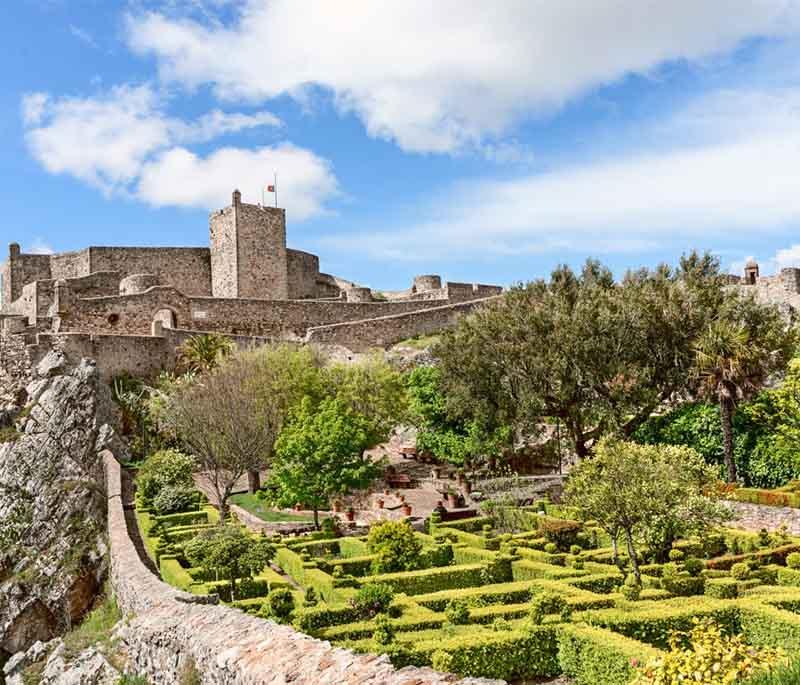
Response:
[693,296,794,482]
[564,439,728,581]
[435,254,726,459]
[176,333,234,375]
[322,355,407,447]
[366,520,422,573]
[136,449,195,507]
[270,397,379,528]
[406,365,510,466]
[184,526,273,599]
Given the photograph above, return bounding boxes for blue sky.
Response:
[3,1,800,290]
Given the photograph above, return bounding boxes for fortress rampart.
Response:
[0,190,503,379]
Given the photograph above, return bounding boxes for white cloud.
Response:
[320,82,800,260]
[20,84,334,216]
[69,24,98,49]
[126,0,800,153]
[26,238,54,255]
[137,143,337,219]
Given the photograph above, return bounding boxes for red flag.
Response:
[267,184,275,192]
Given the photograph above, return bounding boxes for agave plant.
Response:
[176,333,234,375]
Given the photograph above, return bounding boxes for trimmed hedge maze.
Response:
[137,500,800,684]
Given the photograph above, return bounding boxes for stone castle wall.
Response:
[286,249,321,299]
[306,296,499,350]
[103,453,489,685]
[56,288,456,339]
[86,247,212,297]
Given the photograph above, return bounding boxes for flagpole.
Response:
[274,171,278,208]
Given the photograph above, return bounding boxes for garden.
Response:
[134,437,800,684]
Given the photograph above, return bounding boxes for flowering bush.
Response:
[633,619,784,685]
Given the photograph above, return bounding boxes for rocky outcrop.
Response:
[3,639,121,685]
[0,352,123,664]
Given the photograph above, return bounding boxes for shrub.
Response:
[152,485,196,515]
[491,617,512,632]
[350,583,395,619]
[528,592,571,626]
[787,552,800,570]
[731,562,751,580]
[258,588,295,622]
[632,618,784,685]
[705,578,739,599]
[683,558,704,577]
[302,587,318,608]
[621,574,641,601]
[137,449,195,505]
[445,599,471,625]
[543,543,558,554]
[668,549,685,562]
[367,520,422,574]
[373,613,395,645]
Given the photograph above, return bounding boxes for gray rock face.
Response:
[0,356,121,660]
[3,639,120,685]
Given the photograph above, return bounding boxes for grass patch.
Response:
[742,659,800,684]
[63,591,121,660]
[230,494,314,523]
[395,334,441,350]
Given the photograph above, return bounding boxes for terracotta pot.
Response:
[377,498,384,509]
[401,503,412,516]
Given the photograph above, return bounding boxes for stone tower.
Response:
[209,190,289,300]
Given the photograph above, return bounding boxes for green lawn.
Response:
[230,493,314,523]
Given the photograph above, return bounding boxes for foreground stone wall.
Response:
[104,454,496,685]
[306,296,500,350]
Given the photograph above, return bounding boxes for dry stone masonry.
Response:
[0,190,503,380]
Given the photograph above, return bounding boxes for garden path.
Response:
[726,501,800,535]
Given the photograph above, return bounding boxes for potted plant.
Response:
[346,507,356,522]
[446,490,459,509]
[376,498,385,509]
[401,502,412,516]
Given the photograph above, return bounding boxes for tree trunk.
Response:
[611,534,621,569]
[623,527,641,585]
[720,398,737,483]
[247,469,261,493]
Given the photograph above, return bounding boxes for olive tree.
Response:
[564,438,729,583]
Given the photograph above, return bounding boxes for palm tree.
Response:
[693,310,793,483]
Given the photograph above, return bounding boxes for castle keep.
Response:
[0,191,502,379]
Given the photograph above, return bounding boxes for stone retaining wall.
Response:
[104,453,498,684]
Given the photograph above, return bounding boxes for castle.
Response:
[0,191,502,380]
